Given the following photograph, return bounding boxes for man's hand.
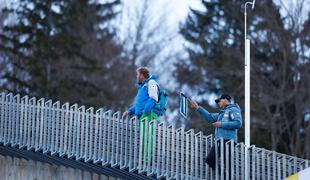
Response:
[213,121,222,128]
[189,99,199,110]
[123,111,129,118]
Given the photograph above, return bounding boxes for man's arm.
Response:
[143,80,158,114]
[196,106,218,123]
[221,108,242,130]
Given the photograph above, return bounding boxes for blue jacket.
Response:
[197,103,242,142]
[128,75,159,117]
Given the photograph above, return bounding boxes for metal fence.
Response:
[0,93,309,180]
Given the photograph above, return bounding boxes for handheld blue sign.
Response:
[180,92,188,118]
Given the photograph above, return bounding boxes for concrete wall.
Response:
[0,155,122,180]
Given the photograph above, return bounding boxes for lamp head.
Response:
[252,0,255,9]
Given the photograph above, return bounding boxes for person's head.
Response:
[136,67,150,83]
[215,94,231,108]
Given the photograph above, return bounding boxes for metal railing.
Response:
[0,92,309,179]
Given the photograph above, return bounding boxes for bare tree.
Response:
[119,0,177,68]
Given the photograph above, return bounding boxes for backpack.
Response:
[146,80,168,116]
[154,87,168,116]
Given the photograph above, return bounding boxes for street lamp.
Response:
[244,1,255,180]
[244,0,255,148]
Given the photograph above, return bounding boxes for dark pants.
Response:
[206,140,235,179]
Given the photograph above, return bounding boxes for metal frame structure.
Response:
[0,93,309,179]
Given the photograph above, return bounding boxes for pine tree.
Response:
[0,0,136,109]
[177,0,310,158]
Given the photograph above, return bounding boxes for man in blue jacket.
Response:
[123,67,159,120]
[189,94,242,172]
[123,67,159,161]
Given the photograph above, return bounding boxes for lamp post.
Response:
[244,1,255,179]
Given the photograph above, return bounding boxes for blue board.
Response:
[180,92,188,118]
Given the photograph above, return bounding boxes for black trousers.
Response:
[206,140,235,179]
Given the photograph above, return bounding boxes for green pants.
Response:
[139,112,158,163]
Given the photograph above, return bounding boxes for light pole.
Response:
[244,1,255,179]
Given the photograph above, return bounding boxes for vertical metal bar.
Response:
[39,98,45,151]
[272,152,277,180]
[94,108,103,163]
[128,116,135,170]
[51,101,59,155]
[123,112,129,169]
[42,100,48,153]
[205,135,212,180]
[252,146,256,180]
[225,141,229,180]
[215,139,219,180]
[35,98,44,151]
[4,93,13,145]
[43,100,52,153]
[143,117,149,172]
[256,150,260,180]
[267,153,271,180]
[220,139,224,180]
[185,129,193,179]
[9,95,15,146]
[120,114,129,169]
[67,104,77,158]
[152,121,158,176]
[110,112,116,165]
[156,123,163,178]
[241,143,245,180]
[132,116,139,172]
[78,106,85,160]
[199,133,203,179]
[93,108,100,162]
[293,157,297,174]
[165,125,172,178]
[124,114,130,169]
[75,106,82,159]
[282,156,287,179]
[84,107,90,160]
[11,94,16,146]
[138,118,146,173]
[118,116,126,169]
[277,156,281,180]
[195,132,202,179]
[119,113,125,169]
[19,95,28,148]
[12,94,20,147]
[84,107,90,161]
[111,111,120,167]
[231,141,235,180]
[0,93,5,142]
[175,128,182,180]
[85,108,94,162]
[73,105,79,158]
[190,131,195,179]
[180,128,185,180]
[106,110,113,165]
[245,145,250,180]
[114,111,121,167]
[60,103,69,156]
[262,150,266,180]
[28,97,36,150]
[236,144,240,180]
[170,126,176,179]
[147,120,155,176]
[288,158,293,176]
[161,122,167,177]
[102,110,111,166]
